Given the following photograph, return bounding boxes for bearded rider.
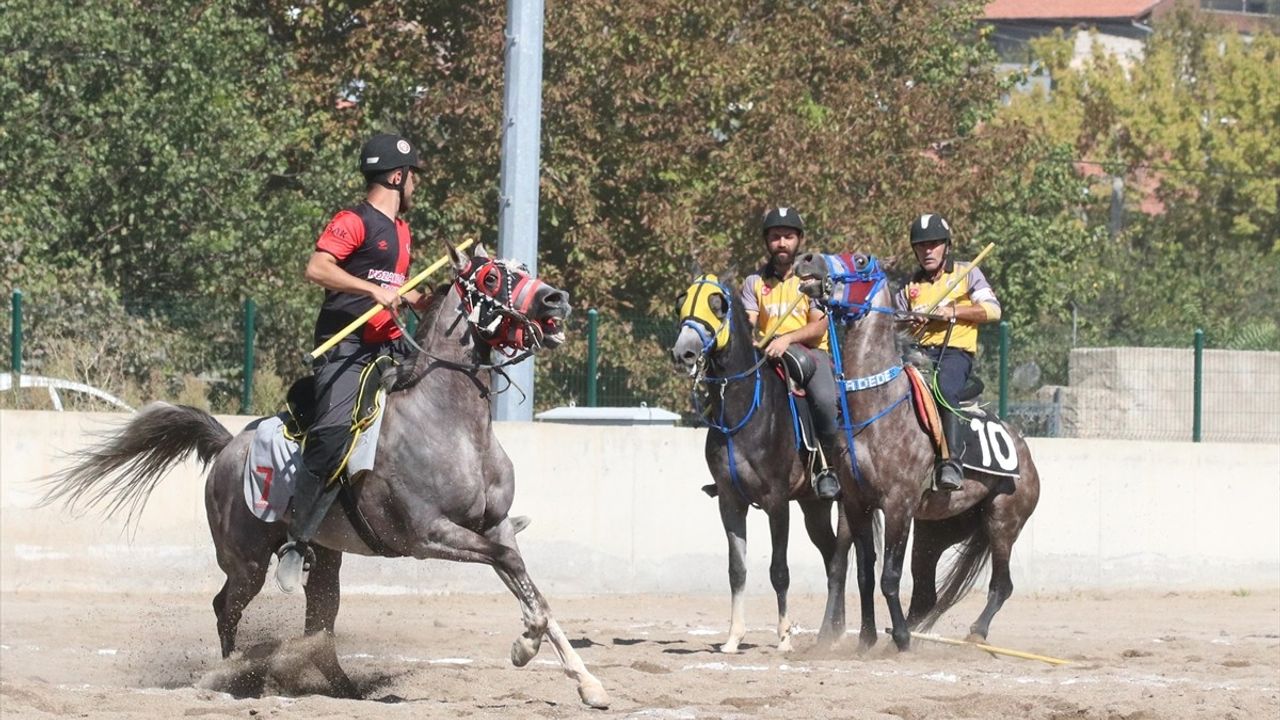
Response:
[740,207,842,501]
[894,213,1001,492]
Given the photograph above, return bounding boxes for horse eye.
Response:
[484,272,500,289]
[855,255,868,269]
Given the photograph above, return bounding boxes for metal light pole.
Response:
[493,0,545,422]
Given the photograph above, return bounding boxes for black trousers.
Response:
[923,345,973,411]
[303,337,408,482]
[791,346,839,440]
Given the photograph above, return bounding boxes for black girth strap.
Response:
[338,483,405,558]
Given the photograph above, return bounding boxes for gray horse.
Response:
[795,251,1041,649]
[670,275,879,652]
[38,242,610,709]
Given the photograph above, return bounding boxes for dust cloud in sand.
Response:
[1,590,1277,719]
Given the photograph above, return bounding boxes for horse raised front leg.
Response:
[486,520,610,709]
[718,497,749,654]
[411,516,609,709]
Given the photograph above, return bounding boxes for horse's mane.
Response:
[388,282,460,392]
[719,281,760,371]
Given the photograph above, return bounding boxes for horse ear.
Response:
[444,239,469,273]
[474,243,491,259]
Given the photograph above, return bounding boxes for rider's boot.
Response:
[935,411,965,492]
[276,463,341,594]
[812,431,843,501]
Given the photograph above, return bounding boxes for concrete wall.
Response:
[1057,347,1280,443]
[2,410,1277,597]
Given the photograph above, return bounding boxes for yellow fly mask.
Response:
[677,274,732,353]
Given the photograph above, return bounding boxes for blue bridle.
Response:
[813,253,910,491]
[679,278,763,504]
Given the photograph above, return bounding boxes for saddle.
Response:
[776,348,819,455]
[243,356,397,540]
[904,367,1020,479]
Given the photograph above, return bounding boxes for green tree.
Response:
[996,6,1280,350]
[0,0,343,408]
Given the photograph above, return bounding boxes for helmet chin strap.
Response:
[375,167,410,212]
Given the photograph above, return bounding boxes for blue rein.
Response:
[682,279,762,505]
[820,254,911,491]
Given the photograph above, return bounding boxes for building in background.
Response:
[983,0,1278,71]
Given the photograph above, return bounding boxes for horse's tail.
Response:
[917,516,991,632]
[37,402,233,526]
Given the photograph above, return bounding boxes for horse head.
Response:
[670,274,734,376]
[794,251,888,325]
[446,241,571,353]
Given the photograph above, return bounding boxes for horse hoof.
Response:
[578,680,611,709]
[965,632,987,644]
[511,635,540,667]
[857,632,878,652]
[719,642,740,654]
[777,637,793,653]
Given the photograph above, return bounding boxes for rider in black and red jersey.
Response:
[276,133,430,593]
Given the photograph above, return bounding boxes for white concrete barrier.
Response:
[2,410,1277,597]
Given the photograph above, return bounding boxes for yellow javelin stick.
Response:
[919,241,997,316]
[908,630,1072,666]
[756,293,807,349]
[308,238,475,360]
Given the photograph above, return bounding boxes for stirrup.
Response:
[275,541,316,594]
[935,463,963,492]
[812,469,841,501]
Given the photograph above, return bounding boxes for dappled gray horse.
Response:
[38,242,610,709]
[670,274,879,652]
[795,251,1040,649]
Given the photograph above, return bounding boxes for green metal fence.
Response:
[5,289,1279,443]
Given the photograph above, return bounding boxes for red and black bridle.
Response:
[454,256,559,355]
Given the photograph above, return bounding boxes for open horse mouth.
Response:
[793,253,828,299]
[538,316,567,349]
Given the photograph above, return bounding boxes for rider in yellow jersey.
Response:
[740,207,841,501]
[894,213,1002,491]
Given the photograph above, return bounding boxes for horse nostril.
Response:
[682,350,695,361]
[542,291,567,307]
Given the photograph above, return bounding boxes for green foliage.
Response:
[998,7,1280,354]
[0,0,337,408]
[4,0,1273,417]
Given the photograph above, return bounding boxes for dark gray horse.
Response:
[795,252,1041,649]
[38,242,610,709]
[670,274,879,652]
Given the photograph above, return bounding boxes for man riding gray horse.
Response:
[895,213,1002,491]
[277,133,432,592]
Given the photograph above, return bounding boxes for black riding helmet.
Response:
[909,213,951,244]
[360,133,422,206]
[761,207,805,236]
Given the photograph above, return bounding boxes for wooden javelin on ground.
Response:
[907,630,1072,666]
[308,238,475,360]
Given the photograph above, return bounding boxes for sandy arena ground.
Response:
[1,588,1277,719]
